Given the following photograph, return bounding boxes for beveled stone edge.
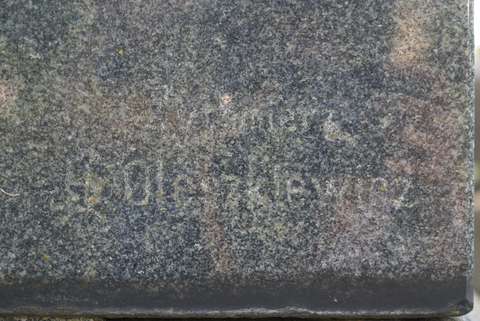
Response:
[0,276,472,318]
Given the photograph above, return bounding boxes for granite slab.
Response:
[0,0,474,318]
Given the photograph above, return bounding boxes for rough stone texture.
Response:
[0,0,474,318]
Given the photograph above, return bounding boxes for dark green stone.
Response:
[0,0,473,318]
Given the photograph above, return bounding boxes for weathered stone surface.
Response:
[0,0,473,318]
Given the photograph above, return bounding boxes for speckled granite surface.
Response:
[0,0,474,318]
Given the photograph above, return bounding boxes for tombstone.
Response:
[0,1,474,319]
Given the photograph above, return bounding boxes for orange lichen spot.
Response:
[0,81,16,110]
[87,195,99,205]
[221,94,232,106]
[389,2,431,67]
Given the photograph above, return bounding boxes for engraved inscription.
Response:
[62,157,411,216]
